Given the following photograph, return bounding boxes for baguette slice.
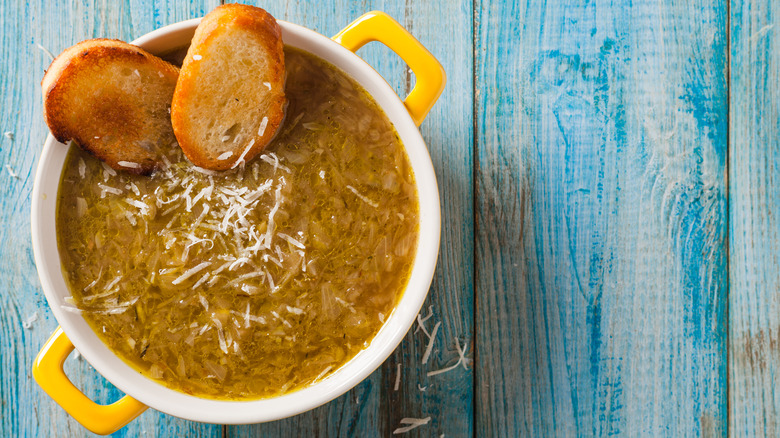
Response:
[42,39,180,174]
[171,4,286,170]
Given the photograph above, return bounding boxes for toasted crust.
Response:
[171,4,286,170]
[42,39,180,174]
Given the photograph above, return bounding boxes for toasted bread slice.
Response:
[42,39,179,174]
[171,4,286,170]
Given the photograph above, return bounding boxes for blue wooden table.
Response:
[0,0,776,436]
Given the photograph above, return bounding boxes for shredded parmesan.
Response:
[421,321,441,365]
[257,116,269,136]
[117,161,141,169]
[335,297,356,313]
[212,317,228,354]
[192,54,202,60]
[314,365,333,381]
[427,337,470,377]
[229,257,250,271]
[191,166,217,176]
[263,81,272,90]
[192,272,211,289]
[346,185,379,208]
[5,164,19,179]
[286,305,304,315]
[78,158,86,179]
[231,139,255,169]
[101,162,117,177]
[260,153,291,173]
[218,151,233,160]
[83,270,102,291]
[172,262,212,285]
[22,311,38,329]
[415,306,434,337]
[103,276,122,291]
[36,43,55,60]
[278,232,305,249]
[393,417,431,434]
[61,304,83,314]
[97,183,122,196]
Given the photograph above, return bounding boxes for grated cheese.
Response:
[263,81,272,90]
[103,276,122,291]
[5,164,19,179]
[231,139,255,169]
[258,116,269,136]
[393,417,431,434]
[83,270,102,291]
[278,232,305,249]
[191,165,218,176]
[335,297,356,313]
[101,162,117,177]
[78,158,86,179]
[346,185,379,208]
[229,257,250,271]
[218,151,233,160]
[22,311,38,329]
[61,304,83,314]
[286,305,304,315]
[97,183,122,196]
[426,337,470,377]
[313,365,333,381]
[126,198,149,213]
[172,262,212,285]
[415,306,434,337]
[36,43,55,61]
[191,272,211,290]
[212,317,228,354]
[421,321,441,365]
[260,153,291,173]
[192,54,202,60]
[118,161,141,169]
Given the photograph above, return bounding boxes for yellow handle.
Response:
[33,327,148,435]
[333,11,446,126]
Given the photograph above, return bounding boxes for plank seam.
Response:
[471,0,478,436]
[725,0,732,434]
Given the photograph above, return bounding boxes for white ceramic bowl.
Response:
[31,12,444,428]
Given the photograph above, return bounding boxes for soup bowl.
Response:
[31,11,444,435]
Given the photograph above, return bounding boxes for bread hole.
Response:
[221,123,241,142]
[120,67,133,76]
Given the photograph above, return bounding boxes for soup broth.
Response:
[56,47,419,399]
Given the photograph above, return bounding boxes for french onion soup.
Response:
[56,48,419,399]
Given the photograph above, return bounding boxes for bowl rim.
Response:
[31,17,441,424]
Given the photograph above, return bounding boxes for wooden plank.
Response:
[229,1,474,437]
[474,0,728,436]
[729,0,780,435]
[0,0,222,436]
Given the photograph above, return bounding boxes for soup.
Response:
[56,47,419,399]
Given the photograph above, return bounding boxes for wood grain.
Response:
[729,0,780,435]
[228,1,474,437]
[474,0,729,436]
[0,0,222,436]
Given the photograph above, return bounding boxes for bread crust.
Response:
[171,4,286,170]
[42,39,180,174]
